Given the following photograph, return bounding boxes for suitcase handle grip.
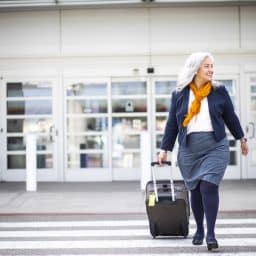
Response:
[151,161,171,167]
[151,160,175,202]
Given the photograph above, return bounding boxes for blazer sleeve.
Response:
[221,86,244,139]
[160,90,179,151]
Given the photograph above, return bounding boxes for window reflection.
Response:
[7,82,52,97]
[7,118,53,133]
[156,116,167,131]
[229,151,236,165]
[155,81,176,94]
[7,137,26,151]
[67,117,108,132]
[251,96,256,111]
[37,154,53,168]
[112,99,147,113]
[112,81,146,95]
[67,99,107,114]
[112,152,140,168]
[66,83,107,97]
[67,153,107,168]
[112,117,147,132]
[7,100,52,115]
[7,155,25,169]
[68,135,106,150]
[156,99,170,112]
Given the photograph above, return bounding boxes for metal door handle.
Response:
[246,122,255,139]
[49,126,58,142]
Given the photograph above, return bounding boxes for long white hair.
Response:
[176,52,215,91]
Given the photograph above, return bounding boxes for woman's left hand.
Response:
[240,141,249,156]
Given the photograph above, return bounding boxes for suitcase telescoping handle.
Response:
[151,161,175,202]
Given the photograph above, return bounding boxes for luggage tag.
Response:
[148,193,156,207]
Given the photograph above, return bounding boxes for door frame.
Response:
[244,72,256,178]
[0,72,61,181]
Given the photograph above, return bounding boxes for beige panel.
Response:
[241,6,256,49]
[62,8,148,56]
[151,7,239,53]
[0,11,60,57]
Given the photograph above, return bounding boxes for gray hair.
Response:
[176,52,215,91]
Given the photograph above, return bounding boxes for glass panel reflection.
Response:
[156,134,164,148]
[112,152,140,168]
[7,118,53,133]
[37,154,53,168]
[66,83,107,97]
[155,81,176,94]
[112,117,147,132]
[7,82,52,97]
[7,100,52,115]
[67,99,107,114]
[7,155,25,169]
[67,117,108,132]
[218,80,235,95]
[252,149,256,166]
[156,116,167,131]
[7,137,26,151]
[251,96,256,111]
[250,85,256,93]
[68,153,107,168]
[37,136,53,151]
[156,98,170,112]
[112,81,146,95]
[68,135,106,150]
[112,99,147,113]
[229,151,236,165]
[113,134,140,152]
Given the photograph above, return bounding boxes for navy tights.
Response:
[190,180,219,240]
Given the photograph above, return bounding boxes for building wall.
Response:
[0,6,255,57]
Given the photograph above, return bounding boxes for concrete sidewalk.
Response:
[0,180,256,215]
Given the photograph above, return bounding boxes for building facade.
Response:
[0,1,255,182]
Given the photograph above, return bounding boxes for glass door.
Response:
[1,77,59,181]
[111,77,149,180]
[216,79,242,179]
[245,75,256,178]
[64,78,111,181]
[151,77,181,179]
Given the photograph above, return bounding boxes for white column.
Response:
[26,133,37,191]
[140,132,151,190]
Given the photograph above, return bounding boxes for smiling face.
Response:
[196,57,214,85]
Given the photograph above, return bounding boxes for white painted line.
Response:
[0,218,256,228]
[0,227,256,237]
[22,254,256,256]
[0,238,255,249]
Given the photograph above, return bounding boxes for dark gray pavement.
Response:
[0,180,256,215]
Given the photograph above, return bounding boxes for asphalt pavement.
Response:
[0,180,256,215]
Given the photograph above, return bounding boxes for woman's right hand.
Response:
[158,150,167,165]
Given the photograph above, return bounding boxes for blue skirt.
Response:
[177,132,230,190]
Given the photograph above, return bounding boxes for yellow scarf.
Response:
[182,82,212,127]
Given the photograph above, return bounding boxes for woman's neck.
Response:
[194,77,207,89]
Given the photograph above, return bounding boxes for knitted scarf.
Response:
[182,82,212,127]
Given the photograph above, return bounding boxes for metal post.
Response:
[140,132,151,190]
[26,132,37,191]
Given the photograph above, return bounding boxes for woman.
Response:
[158,52,249,251]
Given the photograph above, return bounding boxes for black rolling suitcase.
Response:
[145,161,190,238]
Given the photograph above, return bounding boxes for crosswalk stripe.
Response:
[36,254,256,256]
[0,218,256,228]
[0,227,256,237]
[0,238,256,249]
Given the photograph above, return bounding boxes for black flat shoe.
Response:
[192,236,204,245]
[206,238,219,251]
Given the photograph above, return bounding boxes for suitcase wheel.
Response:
[181,223,189,238]
[149,222,157,238]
